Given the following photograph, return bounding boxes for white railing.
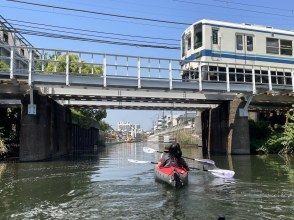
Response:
[0,44,293,93]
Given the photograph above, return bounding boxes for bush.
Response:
[257,112,294,154]
[0,130,7,156]
[0,61,9,71]
[176,131,199,146]
[45,54,103,75]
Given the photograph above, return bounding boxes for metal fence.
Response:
[0,44,293,93]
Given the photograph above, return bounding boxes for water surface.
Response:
[0,142,293,219]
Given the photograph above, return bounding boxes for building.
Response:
[153,111,201,132]
[117,121,144,141]
[0,15,39,71]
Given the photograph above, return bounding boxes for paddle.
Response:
[127,159,156,164]
[127,159,235,179]
[143,147,215,166]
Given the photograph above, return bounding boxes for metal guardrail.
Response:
[0,44,293,93]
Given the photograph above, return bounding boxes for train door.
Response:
[211,28,222,61]
[235,33,255,65]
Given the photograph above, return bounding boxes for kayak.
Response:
[154,163,189,188]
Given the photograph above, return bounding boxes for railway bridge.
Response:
[1,44,293,161]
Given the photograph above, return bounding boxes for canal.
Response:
[0,142,293,219]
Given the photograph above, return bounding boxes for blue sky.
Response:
[1,0,293,130]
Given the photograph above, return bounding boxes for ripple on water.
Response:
[1,144,294,220]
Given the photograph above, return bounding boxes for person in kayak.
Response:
[159,143,190,171]
[158,145,176,167]
[169,142,190,171]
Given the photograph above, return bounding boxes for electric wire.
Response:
[9,23,179,46]
[211,0,293,13]
[6,0,191,25]
[6,18,179,42]
[172,0,294,19]
[0,4,184,30]
[5,29,181,50]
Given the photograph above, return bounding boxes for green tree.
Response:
[258,111,294,154]
[0,61,9,70]
[71,108,110,130]
[45,53,103,75]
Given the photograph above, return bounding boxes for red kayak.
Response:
[154,163,189,188]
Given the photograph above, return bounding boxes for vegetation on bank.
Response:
[0,130,7,157]
[0,60,9,70]
[71,108,110,131]
[39,53,103,75]
[175,130,200,146]
[250,111,294,154]
[43,53,109,131]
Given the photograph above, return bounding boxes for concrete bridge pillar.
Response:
[19,92,71,161]
[201,97,250,155]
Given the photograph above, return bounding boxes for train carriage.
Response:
[181,20,294,91]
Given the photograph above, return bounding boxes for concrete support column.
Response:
[20,93,51,161]
[201,97,250,155]
[209,101,229,154]
[227,98,250,154]
[19,92,71,161]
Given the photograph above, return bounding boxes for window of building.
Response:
[280,39,292,56]
[266,38,279,54]
[3,32,8,43]
[186,33,191,50]
[20,48,25,56]
[236,34,243,50]
[182,34,186,57]
[212,29,218,45]
[247,36,253,51]
[193,24,202,49]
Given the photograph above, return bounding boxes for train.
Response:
[180,19,293,87]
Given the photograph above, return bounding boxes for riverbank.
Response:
[249,111,293,154]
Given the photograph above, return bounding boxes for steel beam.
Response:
[57,100,218,110]
[37,85,237,101]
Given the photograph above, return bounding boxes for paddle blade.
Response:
[194,159,215,166]
[208,169,235,179]
[143,147,157,154]
[127,159,151,164]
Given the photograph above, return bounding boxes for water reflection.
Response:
[0,143,293,219]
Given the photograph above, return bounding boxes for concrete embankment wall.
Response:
[71,124,103,154]
[19,93,103,162]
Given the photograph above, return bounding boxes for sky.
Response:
[1,0,293,130]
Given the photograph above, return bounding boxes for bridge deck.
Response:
[0,44,293,109]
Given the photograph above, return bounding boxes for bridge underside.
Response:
[0,80,292,110]
[0,77,293,160]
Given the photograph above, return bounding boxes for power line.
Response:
[6,18,179,42]
[0,4,183,30]
[6,29,180,50]
[6,0,191,26]
[212,0,293,13]
[172,0,294,19]
[10,23,179,46]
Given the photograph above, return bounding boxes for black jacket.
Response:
[169,143,182,159]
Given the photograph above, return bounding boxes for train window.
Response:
[212,29,218,44]
[186,33,191,50]
[247,36,253,51]
[182,34,186,57]
[266,38,279,54]
[280,40,292,56]
[236,35,243,50]
[194,24,202,49]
